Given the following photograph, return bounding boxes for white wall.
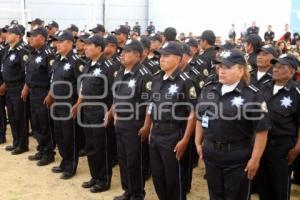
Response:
[149,0,292,40]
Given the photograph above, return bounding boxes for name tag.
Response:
[202,115,209,128]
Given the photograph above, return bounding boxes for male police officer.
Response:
[89,24,106,37]
[112,25,129,56]
[24,27,55,165]
[146,41,197,200]
[72,35,116,193]
[45,30,84,179]
[250,44,278,89]
[105,39,152,200]
[104,34,122,67]
[1,25,30,154]
[140,36,160,75]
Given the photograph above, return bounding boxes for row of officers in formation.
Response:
[0,18,300,200]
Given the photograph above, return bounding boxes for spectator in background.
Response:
[279,31,292,43]
[276,40,288,54]
[124,21,131,33]
[264,25,275,44]
[291,32,300,45]
[178,32,185,42]
[146,21,155,35]
[246,21,259,35]
[228,24,236,41]
[240,22,248,39]
[132,22,141,36]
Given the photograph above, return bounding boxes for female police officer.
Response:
[256,53,300,200]
[195,49,270,200]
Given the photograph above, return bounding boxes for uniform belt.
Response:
[267,137,294,146]
[204,139,252,152]
[152,123,180,133]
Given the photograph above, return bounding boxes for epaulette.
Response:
[248,84,259,92]
[139,66,150,76]
[296,85,300,95]
[191,67,200,75]
[179,72,190,81]
[263,79,272,84]
[183,72,190,79]
[72,55,79,61]
[153,70,161,76]
[45,48,53,55]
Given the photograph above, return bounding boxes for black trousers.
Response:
[293,155,300,183]
[53,105,78,174]
[6,85,28,149]
[83,106,112,186]
[115,120,145,200]
[30,88,54,156]
[0,95,7,140]
[203,141,252,200]
[149,128,185,200]
[256,139,294,200]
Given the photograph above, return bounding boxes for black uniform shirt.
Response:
[262,80,300,138]
[142,57,160,75]
[250,68,273,89]
[197,81,270,143]
[198,47,216,74]
[149,68,197,124]
[25,44,55,89]
[113,62,153,121]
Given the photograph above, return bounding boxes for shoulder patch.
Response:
[179,74,186,81]
[248,84,259,92]
[263,79,271,84]
[183,72,190,79]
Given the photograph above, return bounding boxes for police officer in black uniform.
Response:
[46,30,84,179]
[72,35,115,193]
[24,27,55,165]
[244,34,263,70]
[105,39,152,200]
[144,41,196,200]
[162,27,177,44]
[198,30,217,75]
[89,24,106,37]
[140,36,160,75]
[256,54,300,200]
[104,34,122,67]
[132,22,141,36]
[1,25,30,154]
[195,49,270,200]
[250,44,278,89]
[112,25,129,57]
[148,33,162,64]
[178,43,206,193]
[146,21,155,35]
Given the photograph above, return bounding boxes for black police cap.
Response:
[214,49,247,66]
[185,38,198,48]
[83,35,105,49]
[149,33,162,43]
[10,20,18,25]
[271,53,299,70]
[2,25,9,33]
[200,30,216,45]
[8,25,23,36]
[67,24,79,33]
[30,27,48,38]
[76,32,90,41]
[104,34,118,46]
[46,21,59,29]
[53,30,74,42]
[28,18,44,25]
[257,44,278,58]
[89,24,105,34]
[123,39,144,55]
[112,25,129,35]
[158,41,183,57]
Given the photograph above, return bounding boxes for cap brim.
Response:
[271,58,289,66]
[213,58,235,67]
[157,49,182,57]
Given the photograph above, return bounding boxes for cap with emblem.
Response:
[46,21,59,29]
[214,49,246,66]
[76,32,90,41]
[104,34,118,46]
[28,18,44,26]
[112,25,129,35]
[89,24,105,34]
[158,41,183,57]
[17,24,25,36]
[83,35,105,49]
[67,24,79,33]
[10,20,18,25]
[30,27,48,38]
[53,30,74,42]
[200,30,216,45]
[271,54,299,70]
[8,25,22,36]
[149,33,162,43]
[257,44,278,58]
[123,39,144,55]
[163,27,177,41]
[1,25,9,33]
[185,38,198,48]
